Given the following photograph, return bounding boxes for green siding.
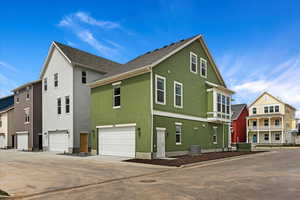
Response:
[90,73,152,152]
[153,115,228,152]
[152,40,223,118]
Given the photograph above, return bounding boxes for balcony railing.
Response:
[248,125,282,131]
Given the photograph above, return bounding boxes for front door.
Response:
[12,135,15,148]
[156,128,166,158]
[253,134,257,143]
[80,133,88,153]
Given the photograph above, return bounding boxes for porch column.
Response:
[281,116,284,144]
[257,118,260,144]
[246,118,249,143]
[269,117,271,144]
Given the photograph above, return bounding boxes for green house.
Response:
[89,34,234,159]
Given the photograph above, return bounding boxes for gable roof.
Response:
[231,104,247,120]
[89,34,227,88]
[0,95,14,113]
[40,41,122,78]
[248,92,296,111]
[12,80,41,92]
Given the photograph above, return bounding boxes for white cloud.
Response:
[75,12,120,29]
[0,61,18,72]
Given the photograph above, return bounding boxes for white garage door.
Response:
[0,135,5,148]
[17,133,28,150]
[49,131,68,152]
[98,126,136,157]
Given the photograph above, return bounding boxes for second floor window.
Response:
[54,73,58,87]
[174,82,183,108]
[275,105,279,112]
[65,96,70,113]
[155,75,166,105]
[200,58,207,78]
[190,52,197,73]
[113,85,121,108]
[26,90,30,100]
[264,119,269,127]
[275,119,280,126]
[269,106,274,113]
[57,98,61,114]
[44,78,48,91]
[253,121,257,127]
[24,108,30,123]
[82,71,87,84]
[252,107,257,114]
[264,106,269,113]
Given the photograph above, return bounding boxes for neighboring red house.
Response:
[231,104,248,144]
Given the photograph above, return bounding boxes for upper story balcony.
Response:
[248,125,282,131]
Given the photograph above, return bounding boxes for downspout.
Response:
[150,69,154,158]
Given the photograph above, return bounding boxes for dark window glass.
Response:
[82,71,87,84]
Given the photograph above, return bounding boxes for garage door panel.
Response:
[49,132,68,152]
[17,134,28,150]
[98,126,135,157]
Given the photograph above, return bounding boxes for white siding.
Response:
[0,112,8,148]
[42,47,74,151]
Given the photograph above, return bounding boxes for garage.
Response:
[98,125,136,157]
[48,131,69,152]
[0,134,5,148]
[17,132,28,150]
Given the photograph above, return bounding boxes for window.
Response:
[264,106,269,113]
[24,108,30,123]
[155,75,166,105]
[217,93,221,112]
[113,85,121,108]
[264,134,269,141]
[54,73,58,87]
[65,96,70,113]
[57,98,61,114]
[174,81,183,108]
[200,58,207,78]
[82,71,87,84]
[269,106,274,113]
[0,114,2,127]
[275,133,280,141]
[252,107,257,114]
[253,120,257,127]
[190,52,197,73]
[175,124,182,144]
[264,119,269,127]
[275,119,280,126]
[226,96,230,114]
[26,89,30,100]
[212,127,217,144]
[222,95,226,113]
[16,96,19,103]
[275,105,279,112]
[44,78,48,91]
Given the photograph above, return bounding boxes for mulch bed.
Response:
[125,151,265,167]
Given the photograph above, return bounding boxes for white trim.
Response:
[16,131,29,134]
[174,81,183,108]
[150,70,154,153]
[155,74,166,105]
[175,124,182,145]
[112,81,121,86]
[115,123,136,128]
[113,84,121,109]
[189,52,198,74]
[80,131,89,134]
[200,57,207,78]
[175,122,182,125]
[96,125,114,129]
[153,110,208,122]
[156,127,166,131]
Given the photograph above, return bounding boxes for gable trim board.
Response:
[89,35,227,88]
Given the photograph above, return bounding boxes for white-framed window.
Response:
[226,96,230,114]
[217,93,221,112]
[264,134,269,141]
[264,106,269,113]
[16,96,19,104]
[275,133,280,141]
[253,120,257,127]
[200,58,207,78]
[24,108,30,123]
[57,98,62,115]
[269,106,274,113]
[275,119,280,126]
[174,81,183,108]
[113,84,121,108]
[44,78,48,91]
[82,71,87,84]
[54,73,58,87]
[190,52,198,74]
[26,88,30,100]
[65,96,70,113]
[264,119,269,127]
[275,105,280,112]
[175,124,182,145]
[213,126,217,144]
[252,107,257,114]
[0,114,2,127]
[155,75,166,105]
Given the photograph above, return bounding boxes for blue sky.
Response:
[1,0,300,116]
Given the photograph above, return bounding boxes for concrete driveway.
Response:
[16,148,300,200]
[0,150,167,198]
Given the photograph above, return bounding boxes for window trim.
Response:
[113,84,121,109]
[54,73,59,88]
[155,75,166,105]
[189,52,198,74]
[174,81,183,108]
[82,71,87,84]
[65,96,70,114]
[57,97,62,115]
[200,57,207,78]
[212,126,218,144]
[44,78,48,91]
[175,124,182,145]
[24,107,30,124]
[264,133,269,141]
[252,107,257,114]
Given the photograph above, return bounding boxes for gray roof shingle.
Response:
[231,104,247,120]
[54,41,122,74]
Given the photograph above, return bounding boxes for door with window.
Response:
[253,134,257,143]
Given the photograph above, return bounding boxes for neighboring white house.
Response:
[40,41,121,153]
